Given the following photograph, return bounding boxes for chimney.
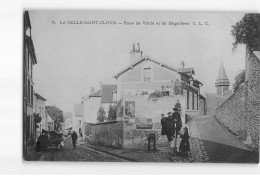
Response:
[132,43,136,52]
[129,43,142,65]
[180,61,185,68]
[137,43,140,52]
[100,81,102,95]
[90,87,95,94]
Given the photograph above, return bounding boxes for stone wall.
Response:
[246,52,260,150]
[215,84,247,138]
[215,51,260,151]
[89,121,124,149]
[206,93,228,115]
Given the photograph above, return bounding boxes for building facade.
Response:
[114,43,203,119]
[23,11,37,153]
[33,93,47,138]
[206,63,232,115]
[82,84,117,124]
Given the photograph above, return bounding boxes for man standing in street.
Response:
[166,112,173,142]
[161,114,172,142]
[71,131,78,149]
[174,100,182,115]
[172,108,182,152]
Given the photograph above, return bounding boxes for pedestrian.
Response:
[166,112,173,142]
[179,127,190,157]
[71,131,78,149]
[174,100,182,115]
[161,114,171,142]
[172,107,182,152]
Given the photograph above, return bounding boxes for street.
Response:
[38,145,127,162]
[193,116,259,163]
[26,116,259,163]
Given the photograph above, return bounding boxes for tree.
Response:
[97,106,106,123]
[231,14,260,51]
[233,70,245,92]
[107,105,117,121]
[45,105,65,131]
[174,79,182,95]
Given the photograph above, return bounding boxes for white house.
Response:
[82,84,117,124]
[33,92,47,137]
[72,104,84,136]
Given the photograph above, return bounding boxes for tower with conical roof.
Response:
[215,63,230,96]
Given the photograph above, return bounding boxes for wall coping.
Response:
[92,120,118,126]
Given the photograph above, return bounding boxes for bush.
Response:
[97,106,106,123]
[108,105,117,120]
[233,70,245,92]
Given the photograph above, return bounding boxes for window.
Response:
[192,92,194,110]
[31,85,33,105]
[143,68,151,82]
[27,80,30,104]
[187,90,189,110]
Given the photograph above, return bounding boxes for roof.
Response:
[217,63,229,80]
[25,35,37,64]
[24,11,31,29]
[101,84,117,103]
[89,90,101,97]
[178,68,195,75]
[253,51,260,61]
[74,104,84,117]
[215,63,230,86]
[34,93,47,101]
[113,56,178,79]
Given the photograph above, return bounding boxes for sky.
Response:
[29,11,246,113]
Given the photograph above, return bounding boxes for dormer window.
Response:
[143,67,151,82]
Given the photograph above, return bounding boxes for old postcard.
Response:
[23,10,260,163]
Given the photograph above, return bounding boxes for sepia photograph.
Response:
[23,10,260,163]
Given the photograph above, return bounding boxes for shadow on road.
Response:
[201,139,259,163]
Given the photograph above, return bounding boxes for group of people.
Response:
[160,100,190,156]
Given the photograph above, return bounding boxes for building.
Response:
[215,63,231,96]
[23,11,37,153]
[114,43,203,119]
[82,84,117,124]
[89,43,204,149]
[206,63,232,115]
[72,104,84,136]
[33,92,47,137]
[46,113,55,131]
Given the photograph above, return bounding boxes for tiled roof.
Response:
[113,56,178,78]
[101,84,117,103]
[34,92,47,101]
[217,63,229,80]
[74,104,84,117]
[179,68,195,75]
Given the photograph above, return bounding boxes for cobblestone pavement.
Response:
[193,116,259,163]
[38,145,127,162]
[188,118,210,162]
[80,142,194,162]
[28,116,249,162]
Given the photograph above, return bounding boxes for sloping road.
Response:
[193,116,259,163]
